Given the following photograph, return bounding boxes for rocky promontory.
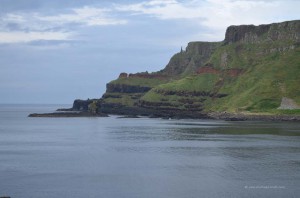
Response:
[28,99,107,118]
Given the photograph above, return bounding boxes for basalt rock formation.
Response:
[224,21,300,44]
[36,20,300,119]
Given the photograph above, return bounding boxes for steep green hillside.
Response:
[208,47,300,111]
[141,20,300,115]
[142,45,299,114]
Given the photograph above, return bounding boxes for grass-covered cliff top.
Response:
[109,76,169,87]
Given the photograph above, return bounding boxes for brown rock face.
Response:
[197,67,219,74]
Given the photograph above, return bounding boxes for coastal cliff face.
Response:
[77,20,300,117]
[224,20,300,44]
[161,42,220,76]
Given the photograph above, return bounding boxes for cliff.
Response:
[73,20,300,118]
[224,20,300,44]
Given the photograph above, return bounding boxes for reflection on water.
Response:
[0,106,300,198]
[172,121,300,136]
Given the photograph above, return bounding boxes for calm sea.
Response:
[0,104,299,198]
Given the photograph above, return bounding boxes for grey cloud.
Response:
[4,22,21,31]
[27,40,74,46]
[0,0,142,13]
[0,3,128,44]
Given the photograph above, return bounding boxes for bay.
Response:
[0,104,299,198]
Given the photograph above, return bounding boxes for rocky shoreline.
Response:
[28,107,300,122]
[28,111,108,118]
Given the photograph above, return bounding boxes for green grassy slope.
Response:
[141,42,300,114]
[157,73,219,92]
[140,74,218,110]
[208,47,300,113]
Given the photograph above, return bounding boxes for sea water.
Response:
[0,104,299,198]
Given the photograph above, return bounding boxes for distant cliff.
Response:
[224,20,299,44]
[73,20,300,119]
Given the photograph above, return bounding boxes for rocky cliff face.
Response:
[224,20,300,44]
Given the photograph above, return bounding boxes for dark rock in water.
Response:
[0,196,11,198]
[117,115,140,118]
[28,111,108,118]
[225,117,246,121]
[56,108,73,111]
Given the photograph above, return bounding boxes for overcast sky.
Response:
[0,0,299,104]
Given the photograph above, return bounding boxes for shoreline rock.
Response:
[29,99,300,121]
[117,115,140,119]
[56,108,74,111]
[28,108,300,121]
[28,111,108,118]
